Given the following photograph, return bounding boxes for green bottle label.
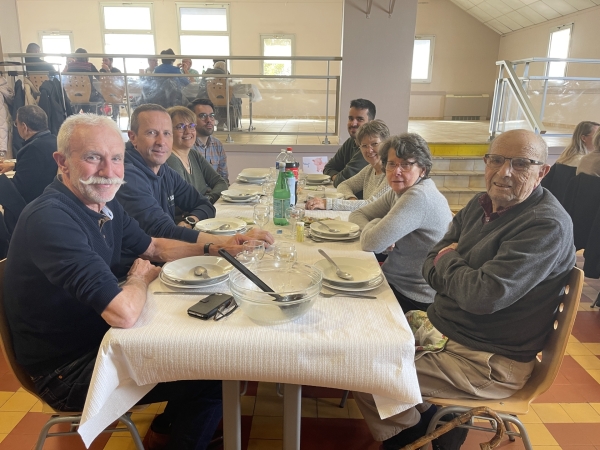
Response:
[273,198,289,225]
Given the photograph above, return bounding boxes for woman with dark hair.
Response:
[349,133,452,312]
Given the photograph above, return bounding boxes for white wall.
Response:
[0,0,22,56]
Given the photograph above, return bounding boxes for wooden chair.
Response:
[0,259,146,450]
[206,78,239,130]
[420,266,584,450]
[27,73,49,92]
[96,76,126,103]
[62,75,92,104]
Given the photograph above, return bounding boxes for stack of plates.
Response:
[306,174,331,185]
[160,256,234,289]
[195,218,247,235]
[236,168,270,184]
[309,220,360,241]
[314,257,383,292]
[221,189,260,204]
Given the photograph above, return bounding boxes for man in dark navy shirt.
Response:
[4,113,272,450]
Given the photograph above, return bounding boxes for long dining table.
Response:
[77,189,421,450]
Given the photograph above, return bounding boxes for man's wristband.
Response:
[204,243,213,255]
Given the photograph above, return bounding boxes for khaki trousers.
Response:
[354,340,535,441]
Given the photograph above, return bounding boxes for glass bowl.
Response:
[228,259,322,325]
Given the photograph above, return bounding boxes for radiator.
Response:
[443,94,489,121]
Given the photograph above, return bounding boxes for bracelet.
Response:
[203,242,213,255]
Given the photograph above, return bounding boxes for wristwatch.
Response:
[184,216,199,226]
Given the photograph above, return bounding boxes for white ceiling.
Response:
[448,0,600,34]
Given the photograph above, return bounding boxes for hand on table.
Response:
[127,258,161,286]
[306,197,326,210]
[0,161,15,174]
[219,229,274,256]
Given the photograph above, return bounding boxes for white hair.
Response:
[57,114,122,158]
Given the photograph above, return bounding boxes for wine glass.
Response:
[253,204,270,230]
[243,240,266,261]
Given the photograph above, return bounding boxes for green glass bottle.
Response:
[273,165,290,226]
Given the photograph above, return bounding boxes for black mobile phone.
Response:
[187,293,234,320]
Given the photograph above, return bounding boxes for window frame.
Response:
[38,31,73,70]
[99,2,156,66]
[260,33,295,76]
[411,35,435,84]
[547,23,573,79]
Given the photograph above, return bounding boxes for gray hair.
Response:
[355,120,390,146]
[17,105,48,132]
[57,114,122,158]
[378,133,433,178]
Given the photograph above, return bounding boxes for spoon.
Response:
[318,221,340,233]
[217,249,305,303]
[216,223,231,231]
[318,249,354,281]
[193,265,210,279]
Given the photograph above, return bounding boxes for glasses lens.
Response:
[385,162,397,171]
[511,158,531,171]
[199,113,216,120]
[486,155,505,167]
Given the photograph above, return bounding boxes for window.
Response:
[411,36,434,83]
[261,34,294,76]
[548,24,572,78]
[177,4,230,73]
[101,3,155,73]
[39,31,73,70]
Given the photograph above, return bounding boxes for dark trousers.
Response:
[390,284,431,313]
[32,350,222,450]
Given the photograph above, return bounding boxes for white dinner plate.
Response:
[310,230,360,241]
[162,256,233,284]
[309,220,359,237]
[159,271,228,290]
[307,192,344,200]
[314,258,382,285]
[221,195,260,204]
[237,175,266,185]
[195,218,247,234]
[306,179,331,186]
[238,168,270,179]
[306,174,330,182]
[322,275,384,292]
[221,189,261,199]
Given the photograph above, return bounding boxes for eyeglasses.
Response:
[483,154,544,172]
[197,113,216,121]
[174,123,197,131]
[385,161,418,172]
[214,297,238,321]
[360,142,381,151]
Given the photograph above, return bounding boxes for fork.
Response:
[319,292,376,299]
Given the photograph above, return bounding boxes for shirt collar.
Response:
[478,193,517,223]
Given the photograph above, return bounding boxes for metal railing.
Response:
[5,52,342,143]
[490,57,600,140]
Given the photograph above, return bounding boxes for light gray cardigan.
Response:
[349,178,452,304]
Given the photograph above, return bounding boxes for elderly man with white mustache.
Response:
[3,113,273,450]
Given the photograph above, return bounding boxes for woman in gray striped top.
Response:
[305,120,391,211]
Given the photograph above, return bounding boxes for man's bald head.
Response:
[490,129,548,164]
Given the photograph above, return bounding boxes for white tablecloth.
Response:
[78,202,421,447]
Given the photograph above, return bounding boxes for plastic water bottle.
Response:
[286,170,296,206]
[273,165,290,226]
[285,148,299,179]
[275,149,287,171]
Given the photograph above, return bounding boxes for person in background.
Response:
[306,120,391,211]
[0,105,57,203]
[63,48,99,74]
[576,127,600,176]
[323,98,376,192]
[179,58,200,83]
[188,98,229,184]
[166,106,228,205]
[145,57,158,74]
[24,42,56,74]
[354,129,575,450]
[556,121,600,167]
[154,49,189,87]
[349,133,452,313]
[100,57,121,74]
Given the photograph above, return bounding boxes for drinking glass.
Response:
[253,204,270,230]
[285,206,305,238]
[243,240,266,261]
[296,178,307,203]
[268,167,278,182]
[273,241,298,265]
[262,180,276,206]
